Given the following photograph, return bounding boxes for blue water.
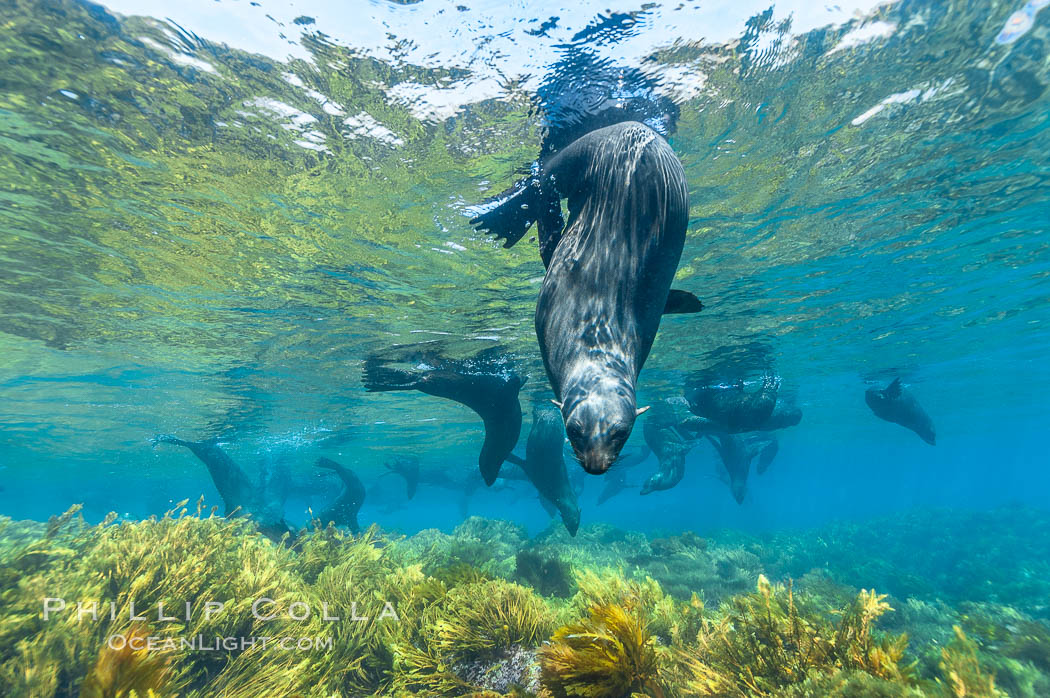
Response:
[0,0,1048,540]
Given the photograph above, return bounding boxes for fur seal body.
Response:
[363,349,525,485]
[533,121,695,473]
[707,434,753,505]
[506,403,581,535]
[152,435,291,539]
[865,377,936,445]
[640,397,719,494]
[314,457,366,534]
[686,376,779,433]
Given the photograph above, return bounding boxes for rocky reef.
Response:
[0,503,1047,696]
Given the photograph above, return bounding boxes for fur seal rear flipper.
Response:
[865,377,936,445]
[529,121,696,474]
[314,457,366,534]
[152,435,291,539]
[363,351,525,485]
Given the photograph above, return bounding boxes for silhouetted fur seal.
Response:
[750,435,779,476]
[505,403,581,535]
[384,456,420,499]
[640,397,720,494]
[314,457,366,534]
[152,435,291,539]
[759,398,803,431]
[707,434,753,505]
[595,446,650,504]
[865,377,936,445]
[363,348,525,485]
[686,376,779,433]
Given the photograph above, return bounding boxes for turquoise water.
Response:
[4,2,1050,696]
[1,0,1049,535]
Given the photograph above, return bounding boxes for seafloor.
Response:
[2,505,1048,697]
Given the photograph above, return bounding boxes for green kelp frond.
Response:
[80,625,173,698]
[938,626,1007,698]
[680,575,915,696]
[432,579,554,663]
[539,602,666,698]
[569,567,701,647]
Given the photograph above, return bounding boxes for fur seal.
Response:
[595,446,650,504]
[759,398,803,431]
[505,403,581,536]
[686,375,779,433]
[707,434,753,505]
[750,435,779,476]
[313,457,366,534]
[640,397,720,494]
[470,58,702,475]
[865,377,936,445]
[362,348,525,485]
[384,456,420,499]
[152,435,291,539]
[523,121,699,473]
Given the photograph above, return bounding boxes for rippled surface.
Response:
[1,0,1048,528]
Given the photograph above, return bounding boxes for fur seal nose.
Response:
[580,451,615,475]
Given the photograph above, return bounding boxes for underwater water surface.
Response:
[1,0,1050,696]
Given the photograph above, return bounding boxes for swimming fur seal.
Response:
[595,446,650,504]
[640,397,720,494]
[384,456,420,499]
[505,403,581,535]
[152,435,291,539]
[707,434,753,505]
[518,121,699,474]
[314,457,366,534]
[865,377,936,445]
[759,398,803,431]
[750,435,779,476]
[686,375,779,433]
[362,349,525,485]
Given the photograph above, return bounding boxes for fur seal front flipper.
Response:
[864,377,936,445]
[315,457,366,534]
[153,435,256,517]
[663,289,704,314]
[363,351,525,486]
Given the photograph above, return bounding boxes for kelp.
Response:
[679,575,914,696]
[0,509,1046,697]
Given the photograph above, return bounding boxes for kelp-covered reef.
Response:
[2,503,1048,697]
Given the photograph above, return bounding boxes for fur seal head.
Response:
[557,366,641,474]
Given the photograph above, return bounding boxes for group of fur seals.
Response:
[629,377,801,504]
[865,377,936,445]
